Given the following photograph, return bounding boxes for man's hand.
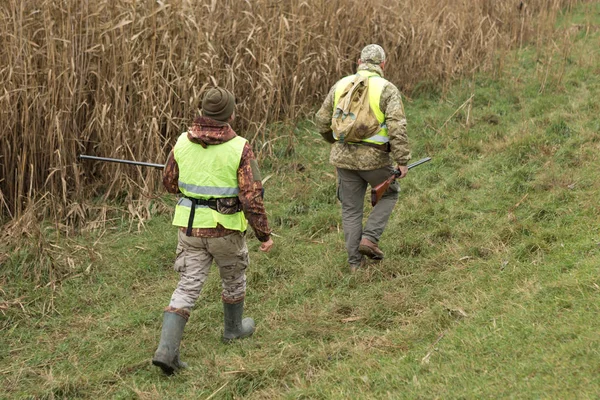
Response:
[397,165,409,179]
[259,238,274,252]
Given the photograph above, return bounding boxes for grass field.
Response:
[2,3,600,399]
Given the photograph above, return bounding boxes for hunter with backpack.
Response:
[315,44,411,273]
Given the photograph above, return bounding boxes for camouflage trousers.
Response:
[337,166,399,266]
[168,230,249,309]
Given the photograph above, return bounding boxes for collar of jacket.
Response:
[187,116,236,147]
[357,62,384,78]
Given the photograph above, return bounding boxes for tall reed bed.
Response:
[0,0,582,226]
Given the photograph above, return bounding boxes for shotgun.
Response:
[78,154,165,169]
[370,157,431,206]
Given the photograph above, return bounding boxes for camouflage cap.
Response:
[360,44,386,64]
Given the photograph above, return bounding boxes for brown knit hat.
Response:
[201,87,235,122]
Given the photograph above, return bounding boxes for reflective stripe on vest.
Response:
[178,181,239,197]
[333,70,389,144]
[172,133,248,232]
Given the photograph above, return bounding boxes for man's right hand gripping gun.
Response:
[370,157,432,206]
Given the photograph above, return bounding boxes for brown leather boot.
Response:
[358,238,384,260]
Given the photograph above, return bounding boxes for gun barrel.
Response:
[407,157,432,170]
[391,157,432,176]
[78,155,164,169]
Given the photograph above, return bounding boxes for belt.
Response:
[184,197,243,236]
[185,198,218,236]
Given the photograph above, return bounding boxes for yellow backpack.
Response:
[331,74,380,143]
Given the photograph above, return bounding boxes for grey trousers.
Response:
[337,166,399,265]
[169,230,249,309]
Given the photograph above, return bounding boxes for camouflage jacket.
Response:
[163,116,271,242]
[314,63,411,170]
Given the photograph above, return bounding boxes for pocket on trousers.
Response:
[237,242,250,266]
[229,233,248,260]
[336,175,342,202]
[173,248,186,273]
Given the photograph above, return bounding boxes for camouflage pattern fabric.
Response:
[163,306,191,320]
[315,63,411,170]
[169,230,249,308]
[360,44,386,64]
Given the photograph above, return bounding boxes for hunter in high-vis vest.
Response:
[315,44,411,273]
[152,87,274,375]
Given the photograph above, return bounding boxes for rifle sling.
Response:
[186,198,195,236]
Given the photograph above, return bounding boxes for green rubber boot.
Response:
[222,300,255,343]
[152,311,188,375]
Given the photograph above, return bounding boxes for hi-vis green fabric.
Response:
[332,70,388,145]
[172,132,248,231]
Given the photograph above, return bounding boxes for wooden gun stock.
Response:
[370,157,431,206]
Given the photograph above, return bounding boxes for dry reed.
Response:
[0,0,585,227]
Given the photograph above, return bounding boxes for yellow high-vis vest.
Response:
[333,70,389,145]
[172,132,248,232]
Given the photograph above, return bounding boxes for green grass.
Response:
[2,4,600,399]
